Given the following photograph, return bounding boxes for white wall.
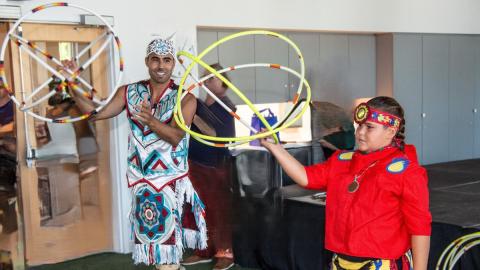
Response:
[3,0,480,83]
[2,0,480,253]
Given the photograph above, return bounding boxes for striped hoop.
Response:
[0,2,124,123]
[436,231,480,270]
[174,30,311,147]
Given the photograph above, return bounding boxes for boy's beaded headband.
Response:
[354,103,401,129]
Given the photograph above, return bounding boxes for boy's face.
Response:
[355,121,396,153]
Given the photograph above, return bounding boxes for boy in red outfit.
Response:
[261,96,431,270]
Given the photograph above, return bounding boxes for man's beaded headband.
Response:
[146,38,175,58]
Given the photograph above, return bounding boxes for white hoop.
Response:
[178,62,311,147]
[173,30,311,147]
[0,2,124,123]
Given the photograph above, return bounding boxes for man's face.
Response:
[145,53,175,85]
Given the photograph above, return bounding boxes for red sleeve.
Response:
[401,165,432,235]
[404,144,419,164]
[303,151,338,190]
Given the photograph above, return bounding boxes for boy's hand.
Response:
[258,128,277,148]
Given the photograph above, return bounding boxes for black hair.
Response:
[366,96,406,151]
[48,93,74,107]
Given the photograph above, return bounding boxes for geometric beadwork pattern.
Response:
[354,102,401,128]
[125,80,189,190]
[127,81,179,146]
[128,147,173,176]
[171,138,188,170]
[133,185,175,244]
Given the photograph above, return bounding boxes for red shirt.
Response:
[304,145,431,259]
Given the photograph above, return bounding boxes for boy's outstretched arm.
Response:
[260,137,308,187]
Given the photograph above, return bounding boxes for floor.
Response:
[29,252,259,270]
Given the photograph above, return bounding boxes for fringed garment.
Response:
[125,80,207,265]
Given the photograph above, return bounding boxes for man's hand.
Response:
[53,60,126,121]
[58,60,80,97]
[132,100,155,126]
[60,59,77,73]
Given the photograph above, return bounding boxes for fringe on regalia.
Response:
[130,177,208,265]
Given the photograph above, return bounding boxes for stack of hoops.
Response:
[436,232,480,270]
[1,4,312,148]
[0,2,124,123]
[174,30,311,147]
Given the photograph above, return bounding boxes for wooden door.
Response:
[0,21,23,270]
[9,23,113,265]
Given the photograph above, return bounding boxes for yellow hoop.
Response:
[174,30,311,145]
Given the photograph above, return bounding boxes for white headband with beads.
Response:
[146,38,175,58]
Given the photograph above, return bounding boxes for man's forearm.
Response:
[148,119,186,146]
[131,93,196,146]
[71,91,95,113]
